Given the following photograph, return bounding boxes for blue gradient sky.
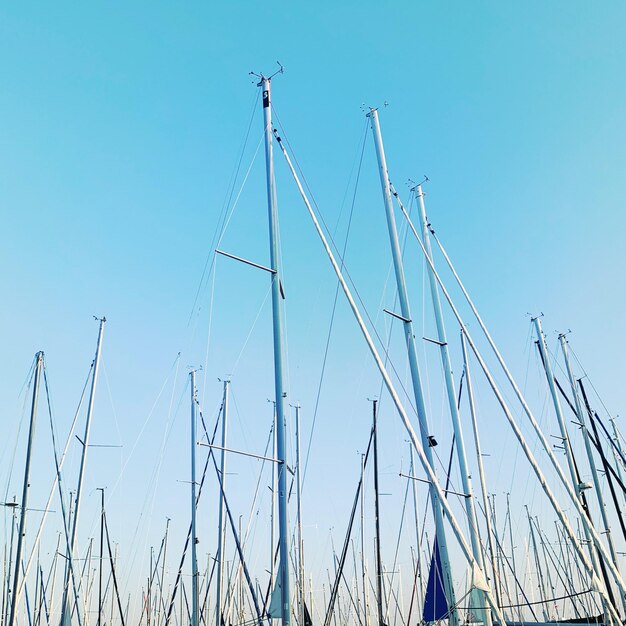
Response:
[1,1,625,619]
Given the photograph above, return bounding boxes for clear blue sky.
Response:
[1,2,625,620]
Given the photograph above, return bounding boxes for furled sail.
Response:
[422,535,449,622]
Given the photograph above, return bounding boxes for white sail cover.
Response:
[471,561,490,593]
[268,568,283,619]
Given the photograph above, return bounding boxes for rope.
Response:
[495,587,593,609]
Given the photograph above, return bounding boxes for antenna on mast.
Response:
[362,101,390,116]
[249,61,285,84]
[407,176,429,192]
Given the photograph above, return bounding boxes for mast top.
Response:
[408,176,429,193]
[363,101,389,117]
[249,61,284,86]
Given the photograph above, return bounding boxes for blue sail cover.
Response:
[422,535,450,622]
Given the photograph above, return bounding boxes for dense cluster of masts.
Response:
[4,74,626,626]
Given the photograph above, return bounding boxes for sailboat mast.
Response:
[367,108,458,626]
[371,401,385,626]
[60,317,105,626]
[4,502,17,626]
[294,404,305,626]
[559,334,626,618]
[190,371,199,626]
[360,453,369,626]
[408,446,423,614]
[97,488,104,626]
[8,352,43,626]
[416,185,491,626]
[608,418,626,507]
[270,402,277,595]
[215,379,230,626]
[70,317,105,547]
[260,75,290,626]
[533,317,613,618]
[460,330,501,611]
[525,506,549,621]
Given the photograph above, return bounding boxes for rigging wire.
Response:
[2,356,37,506]
[111,354,186,607]
[187,88,261,326]
[300,118,369,488]
[201,249,219,406]
[187,127,265,358]
[569,345,616,421]
[227,280,273,377]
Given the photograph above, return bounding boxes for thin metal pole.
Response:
[149,562,156,624]
[160,518,170,626]
[416,184,491,626]
[147,550,152,626]
[190,371,199,626]
[270,403,277,605]
[367,108,458,626]
[408,446,423,615]
[371,401,384,626]
[460,331,501,611]
[239,517,245,623]
[579,382,626,545]
[505,494,522,622]
[260,76,290,626]
[534,320,580,497]
[490,497,511,619]
[97,489,104,626]
[360,453,369,626]
[537,522,559,620]
[215,380,230,626]
[8,352,43,626]
[295,405,305,626]
[609,418,626,507]
[559,335,626,618]
[60,318,106,626]
[525,506,549,621]
[5,500,17,626]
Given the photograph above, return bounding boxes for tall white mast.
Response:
[367,108,458,626]
[190,370,199,626]
[8,352,43,626]
[460,330,502,612]
[259,73,290,626]
[60,316,105,626]
[416,183,491,626]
